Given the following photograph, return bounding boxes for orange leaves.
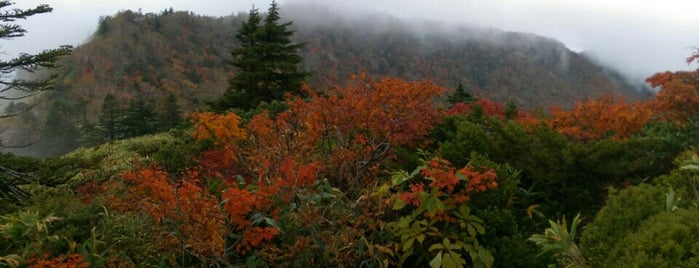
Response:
[398,183,425,207]
[396,157,498,214]
[548,68,699,140]
[646,70,699,124]
[192,111,246,179]
[242,110,318,180]
[333,73,444,146]
[548,95,651,141]
[274,158,322,189]
[238,74,445,187]
[26,254,90,268]
[238,227,280,254]
[423,158,460,193]
[174,179,227,258]
[464,167,498,193]
[191,112,246,144]
[121,168,176,223]
[117,166,227,259]
[303,73,444,183]
[221,184,282,255]
[446,98,538,125]
[646,71,674,88]
[222,188,258,229]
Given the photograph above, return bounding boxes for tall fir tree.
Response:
[0,1,71,201]
[122,98,157,138]
[42,101,81,156]
[212,1,308,112]
[447,83,476,106]
[504,99,519,120]
[158,93,182,131]
[97,93,122,141]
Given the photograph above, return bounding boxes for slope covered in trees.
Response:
[4,4,645,156]
[0,56,697,266]
[289,5,645,107]
[0,2,698,265]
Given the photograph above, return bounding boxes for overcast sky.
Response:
[5,0,699,82]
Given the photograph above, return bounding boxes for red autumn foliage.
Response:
[399,183,426,207]
[102,74,449,261]
[238,73,444,188]
[26,254,90,268]
[222,188,258,229]
[113,167,227,259]
[237,226,280,255]
[399,157,498,219]
[646,70,699,124]
[191,112,246,144]
[446,98,538,125]
[547,95,651,141]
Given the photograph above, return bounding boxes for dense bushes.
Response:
[2,69,699,266]
[579,184,666,266]
[605,209,699,267]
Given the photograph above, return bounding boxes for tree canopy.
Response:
[211,1,309,112]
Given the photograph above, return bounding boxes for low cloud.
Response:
[4,0,697,83]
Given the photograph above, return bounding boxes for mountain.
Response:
[3,5,645,156]
[289,4,645,107]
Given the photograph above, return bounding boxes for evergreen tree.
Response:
[447,83,477,105]
[97,93,122,141]
[122,98,157,138]
[0,1,71,102]
[211,1,309,111]
[158,93,182,131]
[0,1,71,201]
[257,1,308,100]
[42,101,81,156]
[504,99,519,120]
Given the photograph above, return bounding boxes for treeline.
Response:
[0,1,698,266]
[94,93,183,142]
[3,3,646,157]
[0,70,696,266]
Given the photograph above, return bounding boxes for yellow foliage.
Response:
[191,112,246,144]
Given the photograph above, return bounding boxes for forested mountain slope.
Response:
[290,6,644,107]
[7,5,644,156]
[3,3,699,267]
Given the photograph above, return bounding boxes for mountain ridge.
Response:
[4,5,646,156]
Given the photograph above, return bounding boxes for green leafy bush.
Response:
[605,209,699,267]
[579,184,665,266]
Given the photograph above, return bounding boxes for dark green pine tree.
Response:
[121,98,158,138]
[504,99,519,120]
[158,93,182,131]
[42,101,81,156]
[447,83,477,106]
[0,1,71,201]
[257,1,309,101]
[210,6,262,112]
[212,1,309,112]
[0,1,71,101]
[97,93,122,141]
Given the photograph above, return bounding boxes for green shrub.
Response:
[579,184,665,266]
[605,209,699,268]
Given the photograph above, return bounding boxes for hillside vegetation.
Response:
[2,3,697,267]
[4,6,643,156]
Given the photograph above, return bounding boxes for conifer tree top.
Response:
[211,1,309,112]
